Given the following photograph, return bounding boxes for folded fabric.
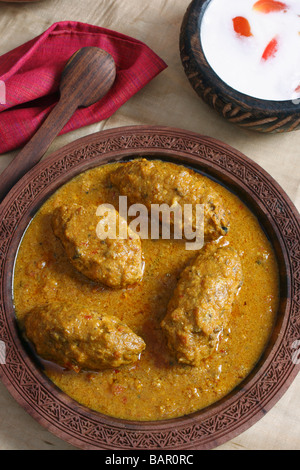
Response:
[0,21,167,154]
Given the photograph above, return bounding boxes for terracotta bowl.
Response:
[180,0,300,133]
[0,126,299,450]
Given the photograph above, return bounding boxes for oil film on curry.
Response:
[13,157,281,421]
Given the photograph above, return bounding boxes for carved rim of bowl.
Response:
[0,126,299,450]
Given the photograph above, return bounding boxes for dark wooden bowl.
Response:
[180,0,300,133]
[0,126,299,450]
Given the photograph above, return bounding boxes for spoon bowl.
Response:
[60,47,116,108]
[0,47,116,202]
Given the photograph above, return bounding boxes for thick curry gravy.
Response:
[13,160,279,421]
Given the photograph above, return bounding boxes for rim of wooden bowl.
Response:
[0,125,299,450]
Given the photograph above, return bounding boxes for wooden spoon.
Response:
[0,47,116,202]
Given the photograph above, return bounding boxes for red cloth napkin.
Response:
[0,21,167,154]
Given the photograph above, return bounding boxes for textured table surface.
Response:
[0,0,299,451]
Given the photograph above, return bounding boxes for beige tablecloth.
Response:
[0,0,299,451]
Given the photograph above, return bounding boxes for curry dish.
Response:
[13,159,279,421]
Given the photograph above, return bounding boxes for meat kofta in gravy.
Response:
[24,304,145,371]
[110,158,230,242]
[52,203,143,288]
[161,243,243,366]
[13,159,279,421]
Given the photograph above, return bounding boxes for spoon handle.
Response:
[0,96,79,202]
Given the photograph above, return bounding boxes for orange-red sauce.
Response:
[13,161,279,421]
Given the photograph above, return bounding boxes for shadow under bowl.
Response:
[180,0,300,133]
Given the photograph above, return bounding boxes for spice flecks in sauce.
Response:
[13,161,279,421]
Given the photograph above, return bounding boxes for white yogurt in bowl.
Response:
[200,0,300,101]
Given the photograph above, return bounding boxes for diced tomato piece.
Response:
[262,37,279,60]
[232,16,253,37]
[253,0,287,13]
